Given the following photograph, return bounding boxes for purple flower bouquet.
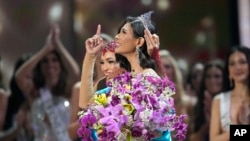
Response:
[78,71,187,141]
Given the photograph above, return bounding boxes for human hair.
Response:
[115,53,131,72]
[186,61,205,92]
[159,49,185,98]
[3,53,32,130]
[96,53,131,90]
[101,33,113,42]
[223,45,250,92]
[117,16,157,72]
[33,50,68,97]
[193,59,224,132]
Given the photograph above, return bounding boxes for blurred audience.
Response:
[1,54,33,141]
[210,45,250,141]
[15,25,80,141]
[190,59,224,141]
[159,50,188,115]
[185,61,205,106]
[0,55,8,131]
[160,49,196,140]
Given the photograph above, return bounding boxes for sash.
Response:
[39,88,71,141]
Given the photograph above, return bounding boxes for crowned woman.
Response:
[78,11,187,141]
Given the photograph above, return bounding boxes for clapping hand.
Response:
[85,24,103,56]
[53,24,62,47]
[238,99,250,124]
[45,27,55,51]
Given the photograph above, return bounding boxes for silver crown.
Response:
[137,11,154,29]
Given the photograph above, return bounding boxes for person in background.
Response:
[1,54,33,141]
[210,45,250,141]
[0,55,8,132]
[15,24,80,141]
[190,59,224,141]
[159,50,188,116]
[185,61,205,106]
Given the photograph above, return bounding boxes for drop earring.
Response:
[136,47,140,64]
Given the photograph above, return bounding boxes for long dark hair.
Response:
[223,45,250,92]
[115,53,131,71]
[33,50,68,97]
[3,53,32,131]
[0,55,4,89]
[117,16,157,72]
[96,53,131,90]
[193,59,224,132]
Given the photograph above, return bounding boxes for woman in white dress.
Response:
[210,45,250,141]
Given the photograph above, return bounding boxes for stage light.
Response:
[49,3,63,22]
[141,0,152,6]
[157,0,170,11]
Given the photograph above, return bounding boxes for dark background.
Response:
[0,0,241,88]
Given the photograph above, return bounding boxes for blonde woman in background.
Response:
[159,49,191,140]
[159,50,190,115]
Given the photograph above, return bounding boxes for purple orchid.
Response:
[78,70,187,141]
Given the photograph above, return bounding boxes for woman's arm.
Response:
[68,121,80,140]
[210,97,230,141]
[70,82,81,123]
[15,29,54,98]
[53,25,80,86]
[67,82,81,140]
[79,54,96,108]
[79,25,103,109]
[0,90,8,130]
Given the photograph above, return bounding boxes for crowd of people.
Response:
[0,11,250,141]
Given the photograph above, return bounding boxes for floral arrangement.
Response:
[78,71,187,141]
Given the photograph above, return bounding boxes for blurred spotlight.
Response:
[64,101,70,107]
[177,58,188,74]
[49,3,63,22]
[74,12,84,35]
[157,0,170,11]
[195,31,206,46]
[141,0,152,6]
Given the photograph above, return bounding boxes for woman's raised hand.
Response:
[53,24,62,47]
[45,28,55,51]
[144,28,160,56]
[85,25,103,56]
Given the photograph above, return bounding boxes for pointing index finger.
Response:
[96,24,101,37]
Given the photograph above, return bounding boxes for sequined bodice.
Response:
[219,91,231,131]
[30,96,70,141]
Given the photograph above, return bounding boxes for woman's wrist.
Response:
[85,53,97,60]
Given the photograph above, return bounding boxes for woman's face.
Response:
[100,51,119,76]
[115,22,138,55]
[205,66,223,95]
[191,63,204,91]
[229,51,249,83]
[161,56,175,81]
[41,52,61,83]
